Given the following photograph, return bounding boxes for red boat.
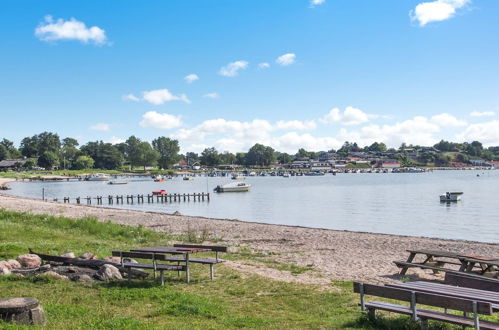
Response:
[152,190,167,195]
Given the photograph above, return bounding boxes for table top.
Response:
[407,249,461,259]
[388,281,499,309]
[131,246,210,255]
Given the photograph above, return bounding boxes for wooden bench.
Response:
[353,282,499,329]
[165,244,228,280]
[394,260,456,275]
[446,273,499,293]
[112,251,184,285]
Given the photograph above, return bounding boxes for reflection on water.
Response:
[4,170,498,243]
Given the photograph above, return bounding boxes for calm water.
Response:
[4,170,499,243]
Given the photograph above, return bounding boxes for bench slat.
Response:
[122,262,183,271]
[112,251,155,259]
[173,244,228,253]
[166,257,223,264]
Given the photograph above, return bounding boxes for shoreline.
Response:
[1,191,498,284]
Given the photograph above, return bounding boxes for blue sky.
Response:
[1,0,499,153]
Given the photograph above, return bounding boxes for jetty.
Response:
[57,192,210,205]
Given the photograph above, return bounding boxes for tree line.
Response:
[0,132,498,170]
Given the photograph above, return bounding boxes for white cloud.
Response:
[457,121,499,146]
[184,74,199,83]
[142,89,191,105]
[35,15,107,45]
[430,113,467,127]
[276,53,296,66]
[275,120,316,130]
[122,94,140,102]
[139,111,183,130]
[410,0,471,27]
[470,111,495,117]
[203,92,219,99]
[322,107,370,126]
[258,62,270,69]
[310,0,326,7]
[106,136,125,144]
[219,60,249,77]
[89,123,110,131]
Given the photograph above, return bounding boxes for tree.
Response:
[434,153,451,167]
[37,151,60,170]
[124,136,143,168]
[152,137,180,169]
[137,141,159,170]
[200,147,221,167]
[0,139,20,158]
[61,137,80,169]
[23,159,36,169]
[219,151,236,165]
[80,141,124,170]
[235,152,246,165]
[19,132,61,157]
[367,142,387,152]
[73,155,95,170]
[0,145,8,161]
[276,152,293,164]
[185,152,199,165]
[245,144,275,167]
[20,136,39,158]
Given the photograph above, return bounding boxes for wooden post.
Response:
[207,193,210,201]
[86,196,91,205]
[108,195,113,204]
[76,197,80,204]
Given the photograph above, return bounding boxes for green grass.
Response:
[0,209,490,329]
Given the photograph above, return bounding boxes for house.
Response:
[374,159,401,169]
[487,161,499,169]
[309,161,332,170]
[469,159,488,166]
[0,159,27,171]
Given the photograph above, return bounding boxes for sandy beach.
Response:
[1,180,498,285]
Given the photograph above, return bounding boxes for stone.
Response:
[79,253,96,260]
[0,267,11,276]
[123,258,138,264]
[7,260,21,269]
[72,274,93,282]
[16,254,41,268]
[95,264,122,281]
[173,211,182,216]
[103,256,121,264]
[60,252,75,258]
[0,297,46,325]
[43,271,69,281]
[0,261,11,270]
[39,264,51,271]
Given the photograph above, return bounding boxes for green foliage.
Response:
[152,137,180,169]
[0,144,8,161]
[80,141,124,170]
[200,147,221,167]
[245,143,275,167]
[37,151,60,170]
[73,155,95,170]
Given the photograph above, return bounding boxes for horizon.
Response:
[1,0,499,153]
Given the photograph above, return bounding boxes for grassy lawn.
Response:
[0,209,480,329]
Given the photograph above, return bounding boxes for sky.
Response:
[1,0,499,153]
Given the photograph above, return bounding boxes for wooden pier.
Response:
[58,193,210,205]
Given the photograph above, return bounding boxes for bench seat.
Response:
[394,260,455,273]
[165,257,223,264]
[366,302,499,330]
[122,262,183,271]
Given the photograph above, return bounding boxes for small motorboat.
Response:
[214,182,251,193]
[108,180,127,185]
[231,174,245,180]
[152,190,167,195]
[84,173,110,181]
[440,192,463,202]
[183,176,193,181]
[282,173,291,178]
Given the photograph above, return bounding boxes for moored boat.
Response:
[440,192,463,202]
[84,173,110,181]
[108,180,128,185]
[214,182,251,193]
[152,189,167,195]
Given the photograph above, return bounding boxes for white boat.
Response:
[440,192,463,202]
[282,173,291,178]
[231,174,245,180]
[85,173,110,181]
[214,182,251,193]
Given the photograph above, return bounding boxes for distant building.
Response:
[487,161,499,169]
[469,159,489,166]
[374,159,400,169]
[0,159,26,171]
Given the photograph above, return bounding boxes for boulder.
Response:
[95,264,122,281]
[72,274,93,282]
[39,264,51,272]
[7,260,21,269]
[0,266,11,276]
[103,256,121,264]
[0,261,11,270]
[16,254,41,269]
[43,271,69,281]
[60,252,75,259]
[79,253,97,260]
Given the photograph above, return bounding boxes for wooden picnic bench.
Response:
[461,257,499,277]
[164,244,227,280]
[394,249,468,275]
[111,251,184,286]
[445,272,499,292]
[353,282,499,329]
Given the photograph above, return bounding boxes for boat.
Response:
[152,189,167,195]
[183,176,193,181]
[304,170,325,176]
[440,192,463,202]
[231,174,245,180]
[214,182,251,193]
[84,173,110,181]
[282,173,291,178]
[108,180,127,185]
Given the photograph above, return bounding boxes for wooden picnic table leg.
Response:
[458,259,468,272]
[186,253,190,283]
[210,264,214,280]
[466,261,476,273]
[400,252,416,275]
[160,270,164,286]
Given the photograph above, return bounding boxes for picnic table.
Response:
[395,249,499,277]
[131,246,210,283]
[387,281,499,312]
